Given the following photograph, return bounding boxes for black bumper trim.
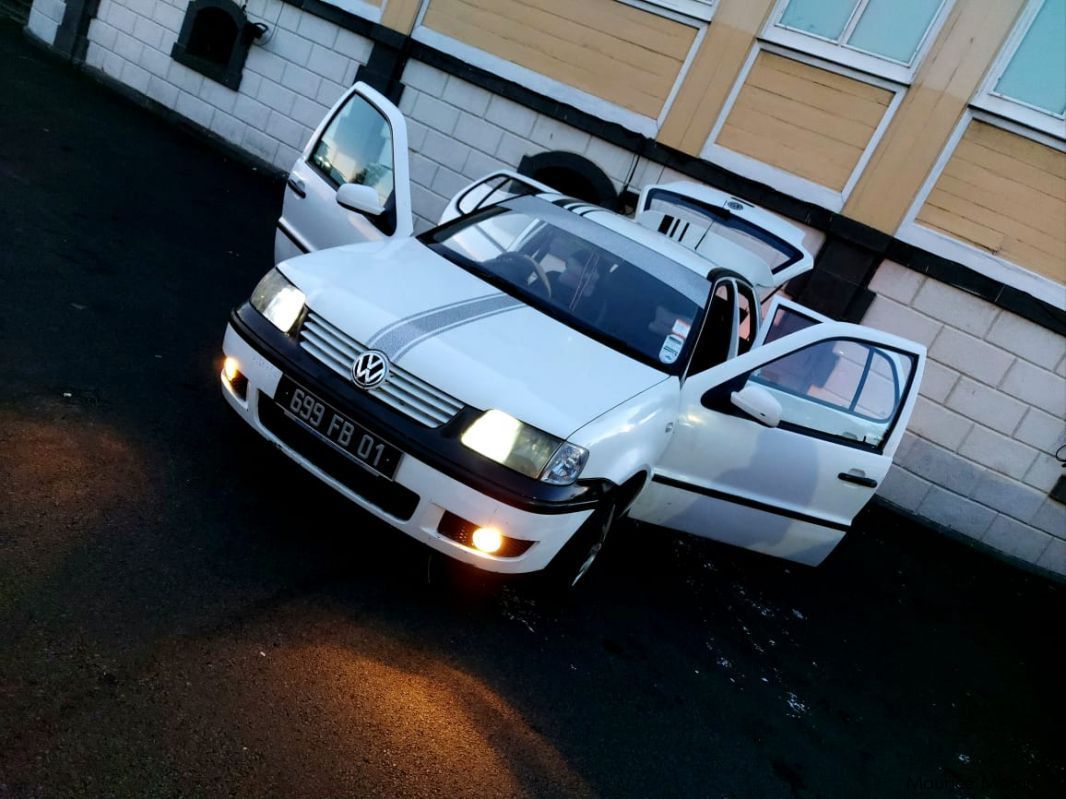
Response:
[229,304,613,515]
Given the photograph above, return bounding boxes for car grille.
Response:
[298,310,463,428]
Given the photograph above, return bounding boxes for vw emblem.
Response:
[352,350,390,389]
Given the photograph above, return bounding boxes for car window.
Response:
[310,93,395,209]
[422,197,711,373]
[689,280,735,374]
[736,283,757,354]
[746,338,914,450]
[761,301,822,344]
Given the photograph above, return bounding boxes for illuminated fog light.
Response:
[222,356,248,401]
[223,356,241,383]
[472,526,504,554]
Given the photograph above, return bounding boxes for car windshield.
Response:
[420,196,711,372]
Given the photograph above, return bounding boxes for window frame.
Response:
[701,43,906,211]
[621,0,717,23]
[896,109,1066,307]
[735,336,918,453]
[761,0,954,84]
[307,88,399,235]
[971,0,1066,139]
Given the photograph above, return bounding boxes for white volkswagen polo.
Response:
[220,83,925,587]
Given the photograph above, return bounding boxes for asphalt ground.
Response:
[1,21,1064,799]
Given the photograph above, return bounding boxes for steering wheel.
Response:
[493,252,551,298]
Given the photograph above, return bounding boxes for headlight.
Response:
[251,268,306,334]
[461,409,588,485]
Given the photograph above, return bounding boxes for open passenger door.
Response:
[275,82,412,262]
[629,322,925,566]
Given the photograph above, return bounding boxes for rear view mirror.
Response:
[731,384,781,427]
[336,183,384,216]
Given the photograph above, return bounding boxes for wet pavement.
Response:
[1,20,1064,799]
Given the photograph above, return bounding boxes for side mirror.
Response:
[336,183,384,216]
[730,384,781,427]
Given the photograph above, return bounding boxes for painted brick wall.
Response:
[865,261,1066,575]
[26,0,65,46]
[397,59,671,234]
[81,0,371,172]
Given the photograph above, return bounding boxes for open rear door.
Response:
[755,296,832,347]
[438,170,557,225]
[629,322,925,566]
[275,82,412,262]
[635,182,814,288]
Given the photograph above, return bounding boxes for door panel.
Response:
[630,322,925,565]
[438,170,557,225]
[275,82,411,263]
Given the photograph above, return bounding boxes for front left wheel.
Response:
[542,498,617,591]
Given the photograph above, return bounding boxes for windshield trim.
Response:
[418,201,710,374]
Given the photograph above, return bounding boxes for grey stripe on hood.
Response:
[368,293,525,361]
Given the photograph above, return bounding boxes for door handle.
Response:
[838,472,878,488]
[287,176,306,198]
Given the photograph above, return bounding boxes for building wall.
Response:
[711,50,894,193]
[915,119,1065,284]
[865,261,1066,573]
[842,0,1025,233]
[397,59,659,234]
[82,0,372,173]
[25,0,64,45]
[420,0,699,119]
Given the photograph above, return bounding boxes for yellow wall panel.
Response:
[844,0,1024,232]
[658,0,775,154]
[421,0,698,118]
[917,121,1066,283]
[381,0,419,34]
[716,52,892,192]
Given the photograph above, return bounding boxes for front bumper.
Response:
[220,309,597,574]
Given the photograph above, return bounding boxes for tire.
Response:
[542,498,617,592]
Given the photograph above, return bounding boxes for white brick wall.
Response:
[398,60,642,234]
[81,0,370,172]
[866,260,1066,575]
[27,0,67,46]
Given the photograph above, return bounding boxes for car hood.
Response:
[278,238,668,437]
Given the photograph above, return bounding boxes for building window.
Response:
[170,0,263,91]
[632,0,716,22]
[974,0,1066,138]
[762,0,952,83]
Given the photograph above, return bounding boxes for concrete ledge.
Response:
[873,496,1065,585]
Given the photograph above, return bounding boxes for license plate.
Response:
[274,378,402,479]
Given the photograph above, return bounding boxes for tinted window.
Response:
[311,94,395,207]
[423,197,710,372]
[747,338,914,449]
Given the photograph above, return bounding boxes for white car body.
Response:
[223,83,925,576]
